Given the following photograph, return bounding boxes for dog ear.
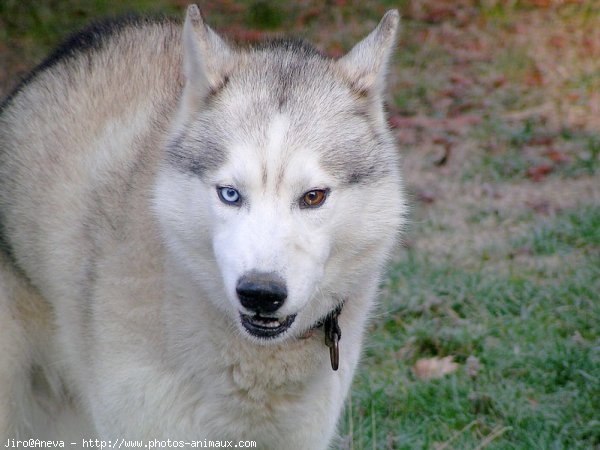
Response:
[182,5,234,105]
[337,10,400,97]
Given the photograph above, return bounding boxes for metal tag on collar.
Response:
[324,309,342,371]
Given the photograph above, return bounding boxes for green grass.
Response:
[512,205,600,256]
[340,208,600,449]
[0,0,181,62]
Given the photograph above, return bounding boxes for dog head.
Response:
[154,6,405,343]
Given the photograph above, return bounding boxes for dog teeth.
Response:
[252,317,282,328]
[240,313,297,339]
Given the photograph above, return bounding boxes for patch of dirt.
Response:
[402,136,600,269]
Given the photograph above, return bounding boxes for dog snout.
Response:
[236,272,287,314]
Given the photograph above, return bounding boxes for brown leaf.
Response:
[491,75,507,88]
[449,73,472,87]
[434,142,452,166]
[527,135,554,146]
[545,148,570,164]
[525,67,544,87]
[225,27,265,43]
[422,6,455,24]
[412,356,459,381]
[526,163,553,181]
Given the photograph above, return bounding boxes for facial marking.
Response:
[264,114,290,191]
[208,111,337,331]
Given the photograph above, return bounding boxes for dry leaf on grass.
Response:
[526,163,554,182]
[412,356,459,381]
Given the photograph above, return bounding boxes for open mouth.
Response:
[240,313,297,339]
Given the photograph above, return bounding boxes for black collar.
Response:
[313,302,344,371]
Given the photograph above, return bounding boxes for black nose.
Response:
[236,272,287,314]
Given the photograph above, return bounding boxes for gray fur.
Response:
[168,36,398,184]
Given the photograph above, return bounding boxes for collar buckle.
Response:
[324,305,342,371]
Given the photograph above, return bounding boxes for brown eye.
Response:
[300,189,328,208]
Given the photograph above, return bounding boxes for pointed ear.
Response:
[337,10,400,96]
[182,5,234,104]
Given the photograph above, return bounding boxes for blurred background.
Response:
[1,1,599,448]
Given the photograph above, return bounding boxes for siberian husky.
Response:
[0,5,405,448]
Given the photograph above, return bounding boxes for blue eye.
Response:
[217,186,241,205]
